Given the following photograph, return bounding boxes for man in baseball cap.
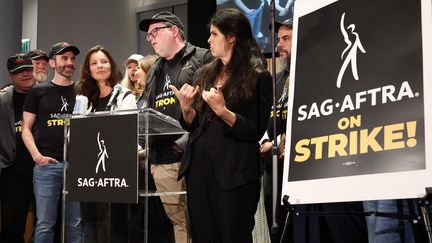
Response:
[274,18,293,34]
[0,53,36,242]
[137,10,212,243]
[0,53,33,92]
[46,42,80,81]
[139,11,185,32]
[22,41,83,242]
[274,18,293,71]
[29,49,49,83]
[7,53,34,74]
[29,49,49,61]
[48,42,80,59]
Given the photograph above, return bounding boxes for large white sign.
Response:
[282,0,432,204]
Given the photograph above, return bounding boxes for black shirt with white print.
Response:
[267,70,289,140]
[14,91,33,174]
[153,46,187,164]
[23,81,76,161]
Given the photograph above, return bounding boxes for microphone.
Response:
[106,84,122,110]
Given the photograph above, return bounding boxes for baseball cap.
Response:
[28,49,49,61]
[7,53,33,73]
[124,54,144,67]
[139,11,185,32]
[48,42,80,59]
[271,18,293,31]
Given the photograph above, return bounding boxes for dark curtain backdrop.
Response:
[188,0,216,49]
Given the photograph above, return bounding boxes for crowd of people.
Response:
[0,6,426,243]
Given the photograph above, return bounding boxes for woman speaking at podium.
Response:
[74,45,136,242]
[74,45,136,113]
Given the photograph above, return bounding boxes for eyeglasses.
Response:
[146,26,171,42]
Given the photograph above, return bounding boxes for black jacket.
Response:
[138,42,212,119]
[0,88,16,168]
[137,42,212,163]
[178,71,273,190]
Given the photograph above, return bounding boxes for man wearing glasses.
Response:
[138,11,212,243]
[0,53,36,242]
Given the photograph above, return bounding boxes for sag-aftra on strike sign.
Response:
[283,0,432,204]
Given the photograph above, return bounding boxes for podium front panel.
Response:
[67,113,138,203]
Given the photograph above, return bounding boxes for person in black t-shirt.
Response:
[259,19,292,242]
[22,42,84,243]
[139,11,212,243]
[0,53,36,243]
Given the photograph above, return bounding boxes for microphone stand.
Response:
[269,0,279,238]
[419,188,432,243]
[105,104,114,111]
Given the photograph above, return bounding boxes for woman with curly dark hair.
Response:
[73,45,136,242]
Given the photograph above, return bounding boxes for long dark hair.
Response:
[77,45,122,108]
[195,8,267,111]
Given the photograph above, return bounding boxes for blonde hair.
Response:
[121,55,158,98]
[120,61,137,91]
[134,55,158,97]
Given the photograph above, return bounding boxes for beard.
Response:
[34,72,48,83]
[57,65,75,79]
[280,56,290,72]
